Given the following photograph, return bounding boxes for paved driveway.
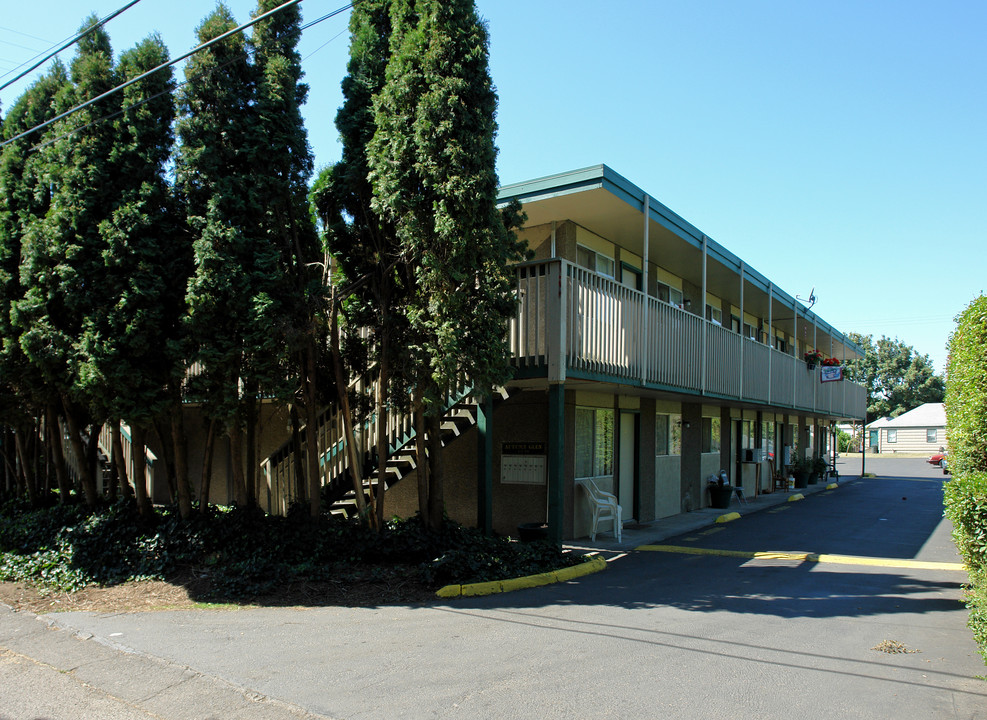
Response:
[5,458,986,719]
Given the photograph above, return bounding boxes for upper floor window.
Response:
[576,245,615,279]
[656,282,684,309]
[706,305,723,326]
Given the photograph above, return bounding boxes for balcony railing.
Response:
[510,259,866,419]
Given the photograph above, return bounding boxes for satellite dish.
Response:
[797,287,816,309]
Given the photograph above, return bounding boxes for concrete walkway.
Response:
[565,474,834,557]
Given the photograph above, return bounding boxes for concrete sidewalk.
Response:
[0,601,331,719]
[565,473,838,557]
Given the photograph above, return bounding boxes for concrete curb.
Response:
[715,512,741,524]
[436,553,608,598]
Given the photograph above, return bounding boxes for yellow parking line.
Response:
[635,544,966,571]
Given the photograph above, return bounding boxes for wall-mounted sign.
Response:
[502,441,546,455]
[501,442,547,485]
[821,366,844,383]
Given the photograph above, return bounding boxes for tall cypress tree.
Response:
[176,4,287,509]
[0,64,69,504]
[316,0,412,528]
[367,0,526,530]
[15,19,121,508]
[249,0,325,518]
[80,35,185,516]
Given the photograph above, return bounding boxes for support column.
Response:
[476,394,493,535]
[547,383,565,546]
[680,403,703,511]
[638,397,656,523]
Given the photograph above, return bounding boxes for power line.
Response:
[0,0,351,151]
[0,0,144,92]
[27,3,352,153]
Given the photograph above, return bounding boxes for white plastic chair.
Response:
[579,478,622,542]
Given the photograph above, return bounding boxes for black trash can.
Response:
[517,522,549,542]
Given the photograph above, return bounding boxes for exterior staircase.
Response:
[263,381,512,519]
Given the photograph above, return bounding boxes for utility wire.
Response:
[0,0,144,91]
[2,0,353,151]
[26,3,352,153]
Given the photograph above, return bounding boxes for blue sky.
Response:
[2,1,984,373]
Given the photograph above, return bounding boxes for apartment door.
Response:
[618,412,638,523]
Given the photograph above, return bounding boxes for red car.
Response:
[927,453,946,467]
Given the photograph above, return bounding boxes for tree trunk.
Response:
[302,342,322,519]
[374,326,390,530]
[61,397,98,508]
[229,424,248,508]
[288,404,307,507]
[153,417,177,503]
[426,412,444,533]
[171,404,193,519]
[45,403,71,502]
[85,427,101,500]
[330,292,369,524]
[414,400,429,529]
[111,424,134,499]
[14,426,38,507]
[198,418,217,513]
[245,394,258,510]
[130,424,153,516]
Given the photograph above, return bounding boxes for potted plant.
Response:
[809,456,827,484]
[821,357,841,367]
[804,349,823,369]
[790,455,810,488]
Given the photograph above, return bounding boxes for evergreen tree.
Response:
[81,35,186,515]
[249,0,325,518]
[176,4,287,509]
[15,19,121,507]
[315,0,409,528]
[0,64,69,504]
[367,0,526,530]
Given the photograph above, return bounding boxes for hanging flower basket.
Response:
[804,350,823,369]
[822,357,841,366]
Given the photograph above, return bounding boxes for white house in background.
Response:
[866,403,946,454]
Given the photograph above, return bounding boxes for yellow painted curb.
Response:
[635,544,966,571]
[716,512,741,524]
[788,493,805,502]
[826,483,839,490]
[436,553,608,598]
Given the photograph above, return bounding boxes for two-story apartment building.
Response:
[100,164,865,543]
[386,165,866,542]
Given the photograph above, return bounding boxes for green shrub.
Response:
[946,295,987,476]
[0,501,587,600]
[944,473,987,575]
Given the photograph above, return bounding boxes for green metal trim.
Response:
[547,384,565,547]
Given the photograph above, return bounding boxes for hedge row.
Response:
[944,295,987,664]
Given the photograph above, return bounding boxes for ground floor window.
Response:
[927,428,937,443]
[702,417,720,453]
[887,429,897,443]
[656,413,682,456]
[575,407,614,477]
[762,421,776,461]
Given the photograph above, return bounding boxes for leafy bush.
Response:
[944,473,987,575]
[945,295,987,664]
[944,473,987,662]
[0,501,587,600]
[946,295,987,476]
